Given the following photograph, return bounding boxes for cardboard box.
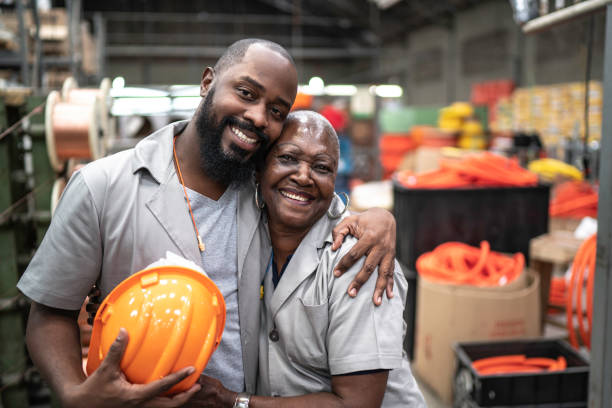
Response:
[413,146,442,174]
[413,271,540,404]
[349,180,393,212]
[549,216,582,233]
[81,22,97,75]
[530,231,583,329]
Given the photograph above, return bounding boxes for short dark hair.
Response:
[214,38,295,74]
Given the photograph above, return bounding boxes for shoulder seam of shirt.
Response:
[78,169,104,224]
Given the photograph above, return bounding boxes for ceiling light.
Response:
[374,85,403,98]
[324,85,357,96]
[307,77,325,95]
[371,0,402,10]
[111,76,125,89]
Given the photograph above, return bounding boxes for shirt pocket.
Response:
[284,299,329,369]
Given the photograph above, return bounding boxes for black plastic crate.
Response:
[393,184,550,270]
[453,339,589,407]
[401,266,417,360]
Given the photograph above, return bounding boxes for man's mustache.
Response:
[225,117,269,147]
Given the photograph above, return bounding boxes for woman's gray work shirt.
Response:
[256,196,426,406]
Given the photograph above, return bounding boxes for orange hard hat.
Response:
[86,265,225,395]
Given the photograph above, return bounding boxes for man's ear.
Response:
[200,67,215,97]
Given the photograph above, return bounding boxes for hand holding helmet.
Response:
[69,328,200,408]
[86,264,226,396]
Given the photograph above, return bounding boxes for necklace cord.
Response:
[173,135,205,252]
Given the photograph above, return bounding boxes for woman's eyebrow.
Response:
[275,144,336,161]
[274,142,301,150]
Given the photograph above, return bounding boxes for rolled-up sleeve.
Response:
[326,253,407,375]
[17,171,103,310]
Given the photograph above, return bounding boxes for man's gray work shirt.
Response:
[17,121,268,393]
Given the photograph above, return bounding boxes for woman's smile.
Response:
[260,113,338,233]
[278,188,315,205]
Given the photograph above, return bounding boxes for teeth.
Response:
[281,190,309,202]
[232,126,257,144]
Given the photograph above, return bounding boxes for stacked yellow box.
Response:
[491,96,513,133]
[510,82,602,149]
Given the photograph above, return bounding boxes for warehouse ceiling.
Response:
[77,0,493,61]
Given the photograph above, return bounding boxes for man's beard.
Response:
[195,88,269,186]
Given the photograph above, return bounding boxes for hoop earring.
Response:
[327,192,349,219]
[254,183,265,209]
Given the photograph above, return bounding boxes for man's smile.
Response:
[231,125,259,145]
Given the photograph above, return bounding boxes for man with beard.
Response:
[18,39,398,408]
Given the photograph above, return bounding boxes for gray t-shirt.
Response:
[186,185,244,392]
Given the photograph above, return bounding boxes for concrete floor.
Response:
[416,374,451,408]
[411,321,575,408]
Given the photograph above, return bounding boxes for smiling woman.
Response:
[195,110,426,407]
[260,111,339,237]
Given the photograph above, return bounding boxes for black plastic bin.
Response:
[394,183,550,361]
[393,183,550,270]
[453,339,589,407]
[400,265,417,360]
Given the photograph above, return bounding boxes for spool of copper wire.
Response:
[62,77,112,148]
[51,176,67,216]
[45,90,100,173]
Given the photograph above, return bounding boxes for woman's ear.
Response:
[200,67,215,97]
[254,170,262,184]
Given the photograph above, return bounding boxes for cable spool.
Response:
[45,90,100,173]
[51,176,67,216]
[62,77,112,150]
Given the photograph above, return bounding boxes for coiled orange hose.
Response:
[472,354,567,375]
[566,234,597,350]
[416,241,524,286]
[395,152,538,188]
[548,276,567,314]
[550,181,598,218]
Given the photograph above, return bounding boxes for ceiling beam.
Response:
[106,45,380,59]
[98,11,355,28]
[106,32,357,48]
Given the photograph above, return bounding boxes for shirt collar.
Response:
[131,120,190,184]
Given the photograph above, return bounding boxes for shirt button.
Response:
[269,329,279,342]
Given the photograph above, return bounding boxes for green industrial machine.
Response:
[0,99,30,408]
[25,96,54,246]
[0,92,60,408]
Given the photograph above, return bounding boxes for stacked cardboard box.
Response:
[511,82,602,148]
[413,271,541,404]
[0,9,98,85]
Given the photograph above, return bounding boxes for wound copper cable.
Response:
[62,77,111,143]
[45,90,100,173]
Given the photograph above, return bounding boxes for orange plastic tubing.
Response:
[395,152,538,189]
[472,355,567,375]
[416,241,523,287]
[566,234,597,350]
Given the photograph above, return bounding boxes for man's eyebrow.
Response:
[240,76,264,91]
[239,76,291,109]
